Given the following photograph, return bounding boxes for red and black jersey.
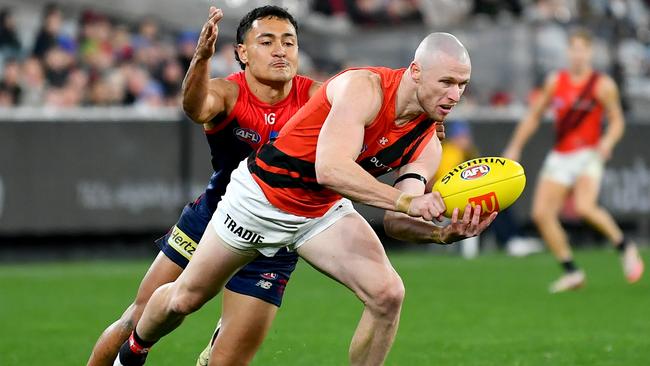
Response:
[551,70,603,152]
[202,71,314,210]
[249,67,437,218]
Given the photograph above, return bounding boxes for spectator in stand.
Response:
[43,46,74,88]
[0,58,22,105]
[0,86,13,106]
[20,57,46,106]
[176,30,197,72]
[33,3,64,58]
[312,0,423,26]
[79,11,115,81]
[122,65,161,106]
[348,0,423,25]
[210,42,241,77]
[159,59,183,106]
[0,7,22,58]
[472,0,523,20]
[134,17,159,47]
[112,24,134,63]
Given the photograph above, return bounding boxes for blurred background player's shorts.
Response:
[540,148,603,186]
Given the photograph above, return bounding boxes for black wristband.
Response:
[393,173,427,186]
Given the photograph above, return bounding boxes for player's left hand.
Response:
[440,204,497,244]
[435,122,445,141]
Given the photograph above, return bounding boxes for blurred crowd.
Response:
[0,4,200,108]
[0,1,649,109]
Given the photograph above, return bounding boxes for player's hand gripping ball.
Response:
[432,157,526,218]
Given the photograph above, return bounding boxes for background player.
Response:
[503,28,644,293]
[88,6,320,366]
[115,32,496,366]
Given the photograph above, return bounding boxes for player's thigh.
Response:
[531,177,571,218]
[297,212,398,300]
[173,225,255,304]
[134,252,184,307]
[573,174,601,209]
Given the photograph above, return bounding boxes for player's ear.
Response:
[236,44,248,64]
[409,62,422,84]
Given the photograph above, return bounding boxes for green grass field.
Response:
[1,248,649,365]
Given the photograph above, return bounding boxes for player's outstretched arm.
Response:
[503,72,557,161]
[182,7,232,124]
[595,75,625,160]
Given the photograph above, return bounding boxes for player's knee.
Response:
[211,348,251,366]
[367,274,405,317]
[117,303,140,332]
[531,205,551,225]
[573,200,595,219]
[168,289,207,315]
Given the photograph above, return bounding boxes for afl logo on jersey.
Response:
[234,128,261,143]
[461,165,490,180]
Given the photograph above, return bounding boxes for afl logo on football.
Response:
[234,128,261,143]
[461,165,490,180]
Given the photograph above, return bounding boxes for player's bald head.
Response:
[414,32,470,69]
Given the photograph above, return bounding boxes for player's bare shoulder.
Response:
[544,71,561,92]
[308,80,323,97]
[326,69,383,110]
[335,69,381,88]
[199,78,240,128]
[209,77,240,107]
[594,73,618,102]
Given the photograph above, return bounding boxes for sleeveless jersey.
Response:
[202,72,314,211]
[249,67,437,218]
[552,70,603,152]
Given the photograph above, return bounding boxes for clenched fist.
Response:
[405,191,446,221]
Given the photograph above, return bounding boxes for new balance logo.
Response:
[256,280,273,289]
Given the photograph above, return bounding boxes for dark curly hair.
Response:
[234,5,298,70]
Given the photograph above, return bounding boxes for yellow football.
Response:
[432,157,526,218]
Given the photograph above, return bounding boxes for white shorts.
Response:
[211,160,357,257]
[540,148,603,186]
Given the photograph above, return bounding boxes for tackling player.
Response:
[88,6,317,366]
